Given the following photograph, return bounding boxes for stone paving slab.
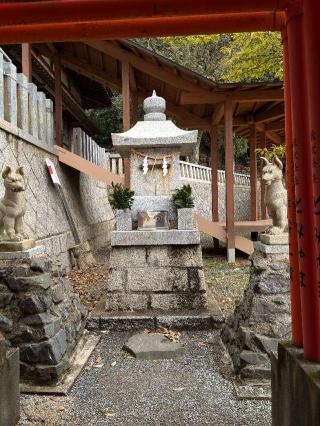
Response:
[123,333,183,359]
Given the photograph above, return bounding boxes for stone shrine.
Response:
[106,92,208,312]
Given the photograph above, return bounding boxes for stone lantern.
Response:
[106,91,209,314]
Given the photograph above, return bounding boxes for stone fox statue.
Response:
[0,166,28,242]
[261,156,288,235]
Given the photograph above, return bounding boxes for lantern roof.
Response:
[112,91,197,156]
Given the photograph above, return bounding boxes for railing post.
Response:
[4,62,17,127]
[37,91,46,142]
[16,73,28,133]
[46,98,54,148]
[225,98,235,263]
[27,82,38,137]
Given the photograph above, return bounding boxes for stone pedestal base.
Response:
[0,239,36,252]
[221,242,291,380]
[260,233,289,245]
[106,244,208,312]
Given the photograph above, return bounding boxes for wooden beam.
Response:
[250,124,258,221]
[254,103,284,123]
[256,123,282,144]
[54,55,62,147]
[122,61,131,189]
[265,119,285,131]
[85,40,210,96]
[22,43,32,82]
[55,145,124,186]
[180,89,284,105]
[212,103,224,126]
[224,98,235,262]
[211,124,219,249]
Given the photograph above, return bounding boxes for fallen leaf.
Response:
[111,361,117,367]
[173,387,185,392]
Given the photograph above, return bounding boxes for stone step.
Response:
[87,298,224,332]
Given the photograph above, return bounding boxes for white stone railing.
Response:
[0,49,54,148]
[179,160,251,187]
[71,127,106,167]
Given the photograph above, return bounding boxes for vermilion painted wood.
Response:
[0,0,288,26]
[282,29,303,348]
[287,9,320,362]
[0,13,285,44]
[303,0,320,351]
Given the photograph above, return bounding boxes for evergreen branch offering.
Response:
[108,183,135,210]
[172,184,195,209]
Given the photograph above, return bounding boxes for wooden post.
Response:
[250,124,258,241]
[224,99,235,263]
[211,124,219,249]
[132,93,139,124]
[122,61,131,188]
[260,131,267,220]
[250,124,258,220]
[21,43,32,82]
[54,55,62,147]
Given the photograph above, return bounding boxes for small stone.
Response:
[254,334,279,354]
[0,292,13,308]
[254,274,289,295]
[20,329,67,365]
[7,273,52,292]
[23,312,58,326]
[30,257,52,273]
[240,363,271,380]
[52,284,65,303]
[0,314,13,333]
[18,294,51,314]
[123,333,183,360]
[240,350,268,365]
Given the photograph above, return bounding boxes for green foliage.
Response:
[221,32,283,82]
[108,182,135,210]
[255,144,286,160]
[172,184,195,209]
[137,32,282,83]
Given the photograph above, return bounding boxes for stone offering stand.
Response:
[97,92,223,327]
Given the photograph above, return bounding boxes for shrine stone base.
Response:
[272,342,320,426]
[106,241,208,312]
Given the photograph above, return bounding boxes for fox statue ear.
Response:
[260,157,269,167]
[2,166,11,179]
[16,166,24,176]
[273,155,283,170]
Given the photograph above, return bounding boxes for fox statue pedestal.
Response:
[0,239,36,252]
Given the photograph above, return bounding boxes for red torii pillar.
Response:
[286,6,320,361]
[282,29,303,348]
[303,0,320,358]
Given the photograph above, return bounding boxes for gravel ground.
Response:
[19,331,271,426]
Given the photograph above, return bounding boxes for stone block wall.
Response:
[106,245,207,311]
[221,246,291,380]
[0,254,86,383]
[0,127,115,270]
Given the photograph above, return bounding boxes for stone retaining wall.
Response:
[221,245,291,379]
[0,126,115,270]
[0,254,86,383]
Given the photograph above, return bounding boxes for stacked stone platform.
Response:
[106,244,207,312]
[0,253,86,383]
